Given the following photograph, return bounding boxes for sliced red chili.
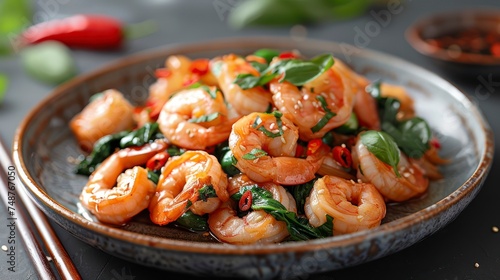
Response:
[146,151,169,171]
[430,138,441,149]
[307,139,323,156]
[182,74,200,87]
[189,59,209,75]
[278,51,298,59]
[155,68,172,79]
[239,190,253,211]
[332,145,352,168]
[295,144,306,158]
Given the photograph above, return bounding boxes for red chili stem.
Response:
[239,190,253,211]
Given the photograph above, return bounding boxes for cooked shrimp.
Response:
[145,56,218,121]
[80,140,168,225]
[229,112,328,185]
[304,175,386,235]
[208,181,296,245]
[352,136,429,202]
[210,54,273,116]
[149,151,229,226]
[157,86,234,150]
[70,89,135,152]
[270,64,355,140]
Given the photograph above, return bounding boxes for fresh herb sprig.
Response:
[367,81,432,159]
[234,53,334,90]
[232,185,333,241]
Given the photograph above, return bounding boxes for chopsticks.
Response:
[0,135,81,280]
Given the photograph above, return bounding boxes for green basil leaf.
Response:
[253,48,280,63]
[366,80,382,99]
[379,97,400,124]
[360,130,401,177]
[383,118,431,159]
[234,73,277,90]
[289,178,317,215]
[309,53,335,74]
[120,122,161,148]
[200,85,218,99]
[75,131,129,175]
[175,210,208,232]
[249,60,270,72]
[147,169,161,184]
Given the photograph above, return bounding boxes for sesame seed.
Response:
[403,172,411,178]
[474,262,479,268]
[46,256,53,262]
[317,189,325,195]
[253,158,259,164]
[282,126,288,131]
[357,179,363,183]
[492,226,499,233]
[303,95,309,100]
[239,145,246,151]
[281,136,286,144]
[297,100,303,108]
[294,104,300,110]
[341,144,346,148]
[270,123,276,129]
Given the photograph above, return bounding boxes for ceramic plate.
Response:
[13,37,494,279]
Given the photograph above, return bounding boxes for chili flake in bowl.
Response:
[406,9,500,77]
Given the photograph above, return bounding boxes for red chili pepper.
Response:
[278,51,298,59]
[20,14,155,50]
[430,138,441,149]
[155,68,172,79]
[295,144,306,158]
[182,74,201,87]
[189,59,209,75]
[307,139,323,156]
[146,151,169,171]
[332,145,352,168]
[239,190,253,211]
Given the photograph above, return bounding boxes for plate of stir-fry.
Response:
[14,37,493,278]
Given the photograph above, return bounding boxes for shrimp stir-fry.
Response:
[73,48,447,244]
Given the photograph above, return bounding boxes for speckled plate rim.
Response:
[13,36,495,255]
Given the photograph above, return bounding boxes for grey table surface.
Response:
[1,0,500,279]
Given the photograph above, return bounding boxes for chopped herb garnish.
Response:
[311,95,336,133]
[198,184,217,202]
[242,148,268,160]
[188,112,220,123]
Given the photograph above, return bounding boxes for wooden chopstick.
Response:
[0,136,81,280]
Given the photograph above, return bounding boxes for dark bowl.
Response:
[406,9,500,79]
